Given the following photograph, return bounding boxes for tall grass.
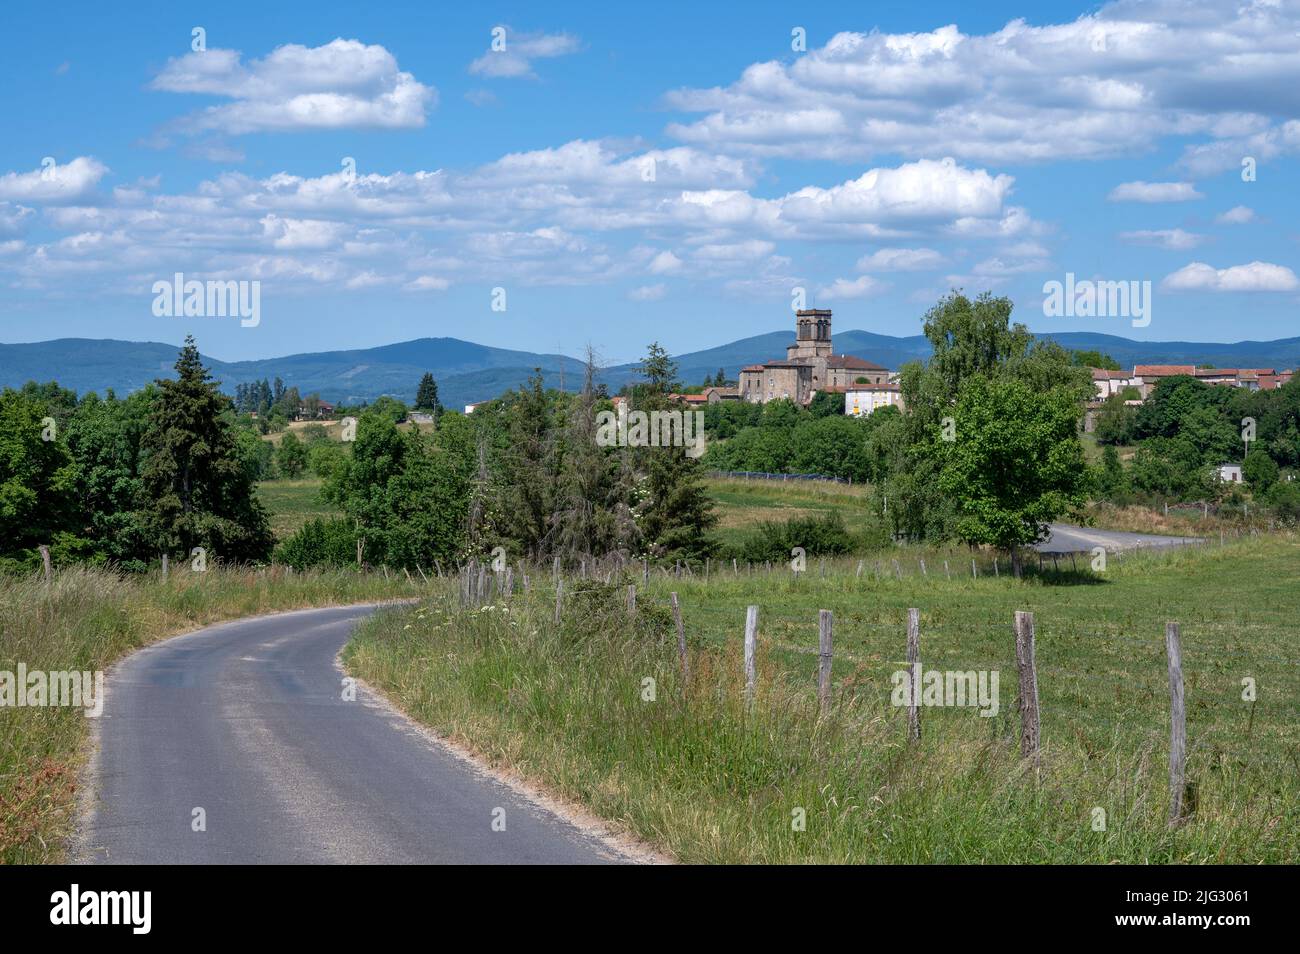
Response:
[0,565,418,864]
[346,538,1299,863]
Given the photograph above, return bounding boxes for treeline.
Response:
[702,396,895,483]
[278,344,717,571]
[1092,373,1300,515]
[0,338,272,573]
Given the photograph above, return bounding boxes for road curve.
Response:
[75,604,629,864]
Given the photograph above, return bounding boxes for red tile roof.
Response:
[825,354,886,371]
[1134,365,1195,377]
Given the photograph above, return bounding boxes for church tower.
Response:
[787,308,832,360]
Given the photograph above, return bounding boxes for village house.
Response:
[1095,365,1294,401]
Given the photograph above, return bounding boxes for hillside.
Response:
[3,331,1298,408]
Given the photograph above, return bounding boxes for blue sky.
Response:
[1,0,1298,364]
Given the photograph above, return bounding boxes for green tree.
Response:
[139,337,274,564]
[633,343,717,560]
[936,374,1089,570]
[0,388,80,564]
[415,373,442,414]
[1071,349,1121,371]
[1243,448,1279,490]
[277,431,308,478]
[1096,444,1129,500]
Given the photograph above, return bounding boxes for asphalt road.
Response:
[1036,523,1203,554]
[75,604,628,864]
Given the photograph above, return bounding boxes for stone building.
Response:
[738,309,892,406]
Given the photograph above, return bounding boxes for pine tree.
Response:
[415,372,442,414]
[140,336,273,563]
[557,349,639,560]
[632,343,717,561]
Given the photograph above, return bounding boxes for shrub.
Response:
[735,512,855,563]
[274,517,359,569]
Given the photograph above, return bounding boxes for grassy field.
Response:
[258,477,336,540]
[344,535,1300,863]
[706,476,873,549]
[0,566,419,864]
[253,474,877,550]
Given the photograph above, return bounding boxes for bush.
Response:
[735,512,855,563]
[274,517,359,569]
[1267,479,1300,521]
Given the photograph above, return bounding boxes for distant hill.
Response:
[3,331,1298,409]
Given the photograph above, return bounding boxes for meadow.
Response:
[344,535,1299,863]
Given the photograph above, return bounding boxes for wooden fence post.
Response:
[161,552,169,580]
[1013,611,1040,762]
[38,545,52,584]
[554,579,563,625]
[1165,621,1187,825]
[817,610,833,713]
[671,592,689,684]
[626,584,636,615]
[906,608,921,742]
[743,605,759,707]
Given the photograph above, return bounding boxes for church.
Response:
[737,309,894,406]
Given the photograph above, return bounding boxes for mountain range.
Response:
[3,331,1299,411]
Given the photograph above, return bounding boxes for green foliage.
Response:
[1243,447,1279,489]
[1266,479,1300,520]
[936,374,1089,553]
[323,410,474,568]
[415,372,442,414]
[888,291,1091,544]
[139,336,274,564]
[1071,349,1121,371]
[735,512,854,563]
[1093,393,1137,445]
[274,517,360,569]
[0,389,80,562]
[366,395,409,424]
[308,441,347,480]
[276,431,308,478]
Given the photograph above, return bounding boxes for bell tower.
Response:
[791,308,832,359]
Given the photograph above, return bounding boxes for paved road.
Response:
[1036,523,1203,554]
[76,604,627,864]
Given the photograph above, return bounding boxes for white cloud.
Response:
[1215,205,1255,225]
[0,157,108,204]
[0,146,1030,298]
[818,275,887,300]
[855,247,945,271]
[468,30,580,79]
[150,39,435,135]
[648,250,683,274]
[665,3,1300,169]
[628,283,666,301]
[1162,261,1299,292]
[260,214,347,250]
[404,275,450,292]
[1107,181,1202,203]
[0,202,35,237]
[1119,228,1204,250]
